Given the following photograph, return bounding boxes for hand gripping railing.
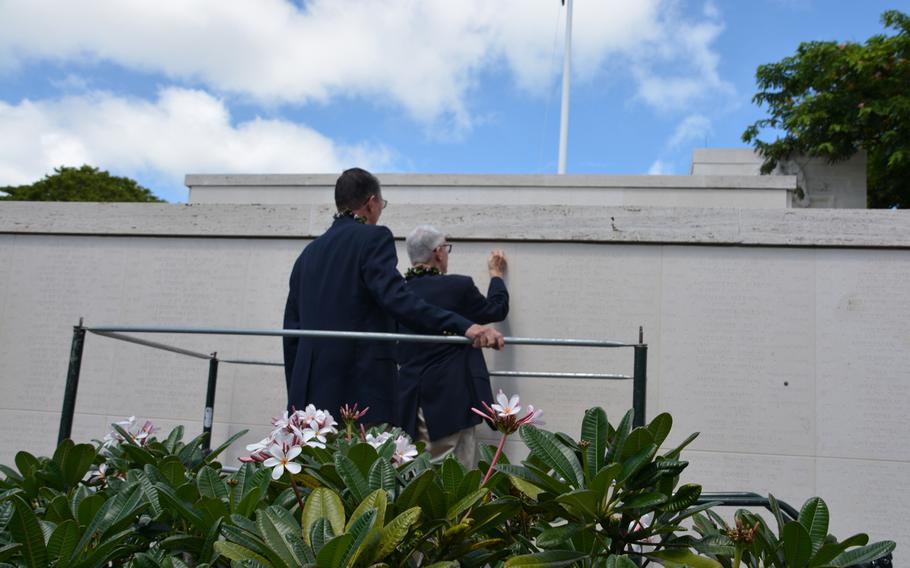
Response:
[58,322,648,450]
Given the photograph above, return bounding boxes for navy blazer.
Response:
[397,274,509,441]
[282,216,473,424]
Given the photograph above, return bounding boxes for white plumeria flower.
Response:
[391,435,418,466]
[262,444,302,480]
[316,412,338,434]
[491,390,521,417]
[365,431,393,449]
[630,513,656,554]
[296,427,327,449]
[298,405,320,428]
[245,437,270,453]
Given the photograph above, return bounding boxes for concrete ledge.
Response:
[185,173,796,190]
[2,202,908,248]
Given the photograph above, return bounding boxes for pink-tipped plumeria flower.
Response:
[391,434,418,466]
[262,444,302,480]
[271,411,291,431]
[100,416,159,455]
[134,420,159,443]
[472,390,542,435]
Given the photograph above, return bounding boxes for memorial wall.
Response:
[0,201,907,556]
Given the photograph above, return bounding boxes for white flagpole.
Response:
[557,0,573,174]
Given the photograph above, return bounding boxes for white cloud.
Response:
[630,2,732,111]
[0,88,392,201]
[668,114,712,148]
[0,0,731,130]
[647,159,674,175]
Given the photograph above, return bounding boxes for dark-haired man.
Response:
[282,168,504,424]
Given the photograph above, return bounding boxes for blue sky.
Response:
[0,0,900,202]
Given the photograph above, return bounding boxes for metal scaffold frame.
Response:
[58,321,648,450]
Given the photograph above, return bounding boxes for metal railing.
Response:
[58,321,648,449]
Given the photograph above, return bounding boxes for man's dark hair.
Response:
[335,167,380,211]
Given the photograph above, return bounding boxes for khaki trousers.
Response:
[416,407,477,467]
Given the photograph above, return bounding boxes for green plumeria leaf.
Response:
[647,549,722,567]
[620,491,667,510]
[46,519,79,564]
[504,549,587,567]
[605,556,639,568]
[367,457,396,497]
[536,523,584,549]
[620,428,654,460]
[346,489,387,531]
[441,457,465,496]
[447,487,489,520]
[196,466,229,500]
[372,506,421,563]
[309,517,334,554]
[302,487,345,545]
[798,497,829,554]
[256,506,303,568]
[646,413,673,448]
[214,541,272,566]
[607,409,633,464]
[662,431,699,460]
[581,407,608,481]
[315,534,353,568]
[556,489,599,520]
[9,495,47,568]
[782,520,813,567]
[334,452,370,502]
[519,425,584,488]
[829,540,896,567]
[661,484,701,512]
[338,508,377,567]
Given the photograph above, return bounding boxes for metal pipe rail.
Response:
[58,323,648,450]
[86,325,637,348]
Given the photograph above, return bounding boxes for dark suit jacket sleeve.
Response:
[362,227,474,335]
[282,258,301,389]
[458,276,509,324]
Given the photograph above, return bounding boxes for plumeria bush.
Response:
[0,393,895,567]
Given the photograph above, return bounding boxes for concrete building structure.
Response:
[0,200,908,558]
[186,149,867,209]
[0,150,901,556]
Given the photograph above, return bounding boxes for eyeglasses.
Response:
[435,243,453,253]
[365,195,388,209]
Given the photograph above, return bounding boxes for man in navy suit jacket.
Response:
[397,225,509,465]
[283,168,504,424]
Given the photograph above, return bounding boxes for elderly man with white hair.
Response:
[396,225,509,466]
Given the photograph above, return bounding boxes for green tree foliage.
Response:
[0,165,164,202]
[743,10,910,208]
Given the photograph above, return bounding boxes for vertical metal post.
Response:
[58,320,86,444]
[632,326,647,428]
[202,353,218,452]
[557,0,573,174]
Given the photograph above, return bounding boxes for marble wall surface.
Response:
[0,202,907,556]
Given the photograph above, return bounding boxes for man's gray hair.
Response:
[406,225,446,264]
